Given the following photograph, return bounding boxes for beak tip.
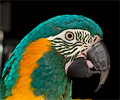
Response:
[87,41,110,92]
[94,83,103,92]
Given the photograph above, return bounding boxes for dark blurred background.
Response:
[0,1,119,99]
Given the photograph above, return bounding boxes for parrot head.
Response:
[2,15,110,100]
[46,15,110,92]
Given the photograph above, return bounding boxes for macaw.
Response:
[1,15,110,100]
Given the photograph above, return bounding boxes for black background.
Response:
[2,1,120,99]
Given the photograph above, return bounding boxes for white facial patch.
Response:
[47,29,94,59]
[47,29,77,44]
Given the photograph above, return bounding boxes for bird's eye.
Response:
[65,31,74,41]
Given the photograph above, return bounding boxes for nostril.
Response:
[93,35,102,45]
[94,37,97,42]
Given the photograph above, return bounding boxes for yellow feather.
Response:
[6,38,51,100]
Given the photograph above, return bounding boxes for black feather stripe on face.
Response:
[48,29,94,62]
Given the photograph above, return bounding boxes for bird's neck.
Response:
[31,49,72,100]
[5,38,72,100]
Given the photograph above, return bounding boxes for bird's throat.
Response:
[30,48,72,100]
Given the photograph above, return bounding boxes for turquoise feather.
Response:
[31,49,72,100]
[1,15,103,99]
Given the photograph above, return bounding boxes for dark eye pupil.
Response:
[68,34,72,38]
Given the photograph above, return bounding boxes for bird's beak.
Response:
[67,41,110,92]
[87,41,110,92]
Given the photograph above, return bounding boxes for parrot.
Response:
[1,15,110,100]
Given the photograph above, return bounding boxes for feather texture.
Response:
[1,15,103,100]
